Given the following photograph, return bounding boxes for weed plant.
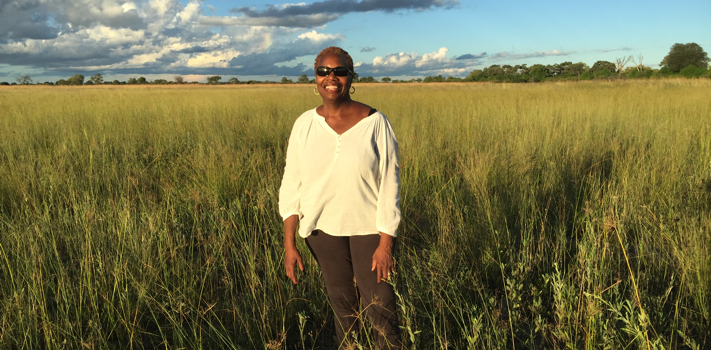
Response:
[0,80,709,349]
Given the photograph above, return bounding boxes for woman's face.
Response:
[315,53,352,101]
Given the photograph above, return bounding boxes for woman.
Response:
[279,46,402,349]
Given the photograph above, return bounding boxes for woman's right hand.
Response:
[283,215,303,284]
[285,246,304,284]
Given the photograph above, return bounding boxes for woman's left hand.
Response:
[371,233,394,284]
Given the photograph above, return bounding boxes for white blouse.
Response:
[279,108,401,238]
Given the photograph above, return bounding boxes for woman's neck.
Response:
[320,98,353,119]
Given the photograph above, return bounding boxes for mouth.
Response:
[323,82,341,92]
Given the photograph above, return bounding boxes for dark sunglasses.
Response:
[316,66,352,77]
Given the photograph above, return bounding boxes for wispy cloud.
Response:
[198,14,339,27]
[489,50,573,61]
[456,52,487,60]
[592,47,633,53]
[227,0,459,27]
[361,46,376,52]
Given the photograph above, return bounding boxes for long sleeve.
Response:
[375,116,401,237]
[279,123,302,221]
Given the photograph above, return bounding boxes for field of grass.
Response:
[0,80,709,349]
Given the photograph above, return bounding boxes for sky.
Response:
[0,0,709,83]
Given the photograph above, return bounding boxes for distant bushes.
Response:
[417,62,709,84]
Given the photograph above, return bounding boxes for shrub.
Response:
[593,69,612,79]
[579,71,592,80]
[679,65,708,78]
[657,66,674,77]
[530,65,547,82]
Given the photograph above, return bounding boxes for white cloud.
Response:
[417,47,448,67]
[187,49,242,68]
[373,52,416,67]
[84,26,145,45]
[177,2,202,23]
[360,47,481,76]
[149,0,176,15]
[297,30,343,42]
[122,3,139,13]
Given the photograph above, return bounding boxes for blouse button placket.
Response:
[336,135,341,155]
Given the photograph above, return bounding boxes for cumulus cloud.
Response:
[355,47,482,77]
[0,0,459,78]
[489,49,573,61]
[227,0,459,27]
[0,0,349,77]
[360,46,376,52]
[227,32,344,75]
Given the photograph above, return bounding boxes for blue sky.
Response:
[0,0,709,83]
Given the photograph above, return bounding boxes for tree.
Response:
[660,43,709,72]
[630,54,645,71]
[381,77,391,83]
[564,62,589,77]
[529,64,547,82]
[590,61,616,75]
[483,65,504,78]
[84,80,94,85]
[423,75,445,83]
[174,75,184,84]
[545,63,563,77]
[90,74,103,85]
[206,75,222,84]
[615,56,632,76]
[127,77,138,85]
[465,69,484,81]
[281,77,292,84]
[112,80,120,85]
[16,74,33,85]
[137,77,147,84]
[228,77,240,84]
[297,74,309,84]
[68,74,85,85]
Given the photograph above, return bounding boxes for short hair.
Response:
[314,47,354,74]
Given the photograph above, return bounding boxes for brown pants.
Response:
[306,230,402,349]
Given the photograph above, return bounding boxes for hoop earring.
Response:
[350,86,355,94]
[313,88,320,95]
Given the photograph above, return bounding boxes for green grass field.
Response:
[1,80,709,349]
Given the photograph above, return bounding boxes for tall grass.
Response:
[1,80,709,349]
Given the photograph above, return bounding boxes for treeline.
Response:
[1,74,308,86]
[420,42,710,83]
[418,60,710,84]
[3,43,708,86]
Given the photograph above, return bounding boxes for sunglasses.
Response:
[316,66,352,77]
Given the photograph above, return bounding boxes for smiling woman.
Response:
[280,46,402,349]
